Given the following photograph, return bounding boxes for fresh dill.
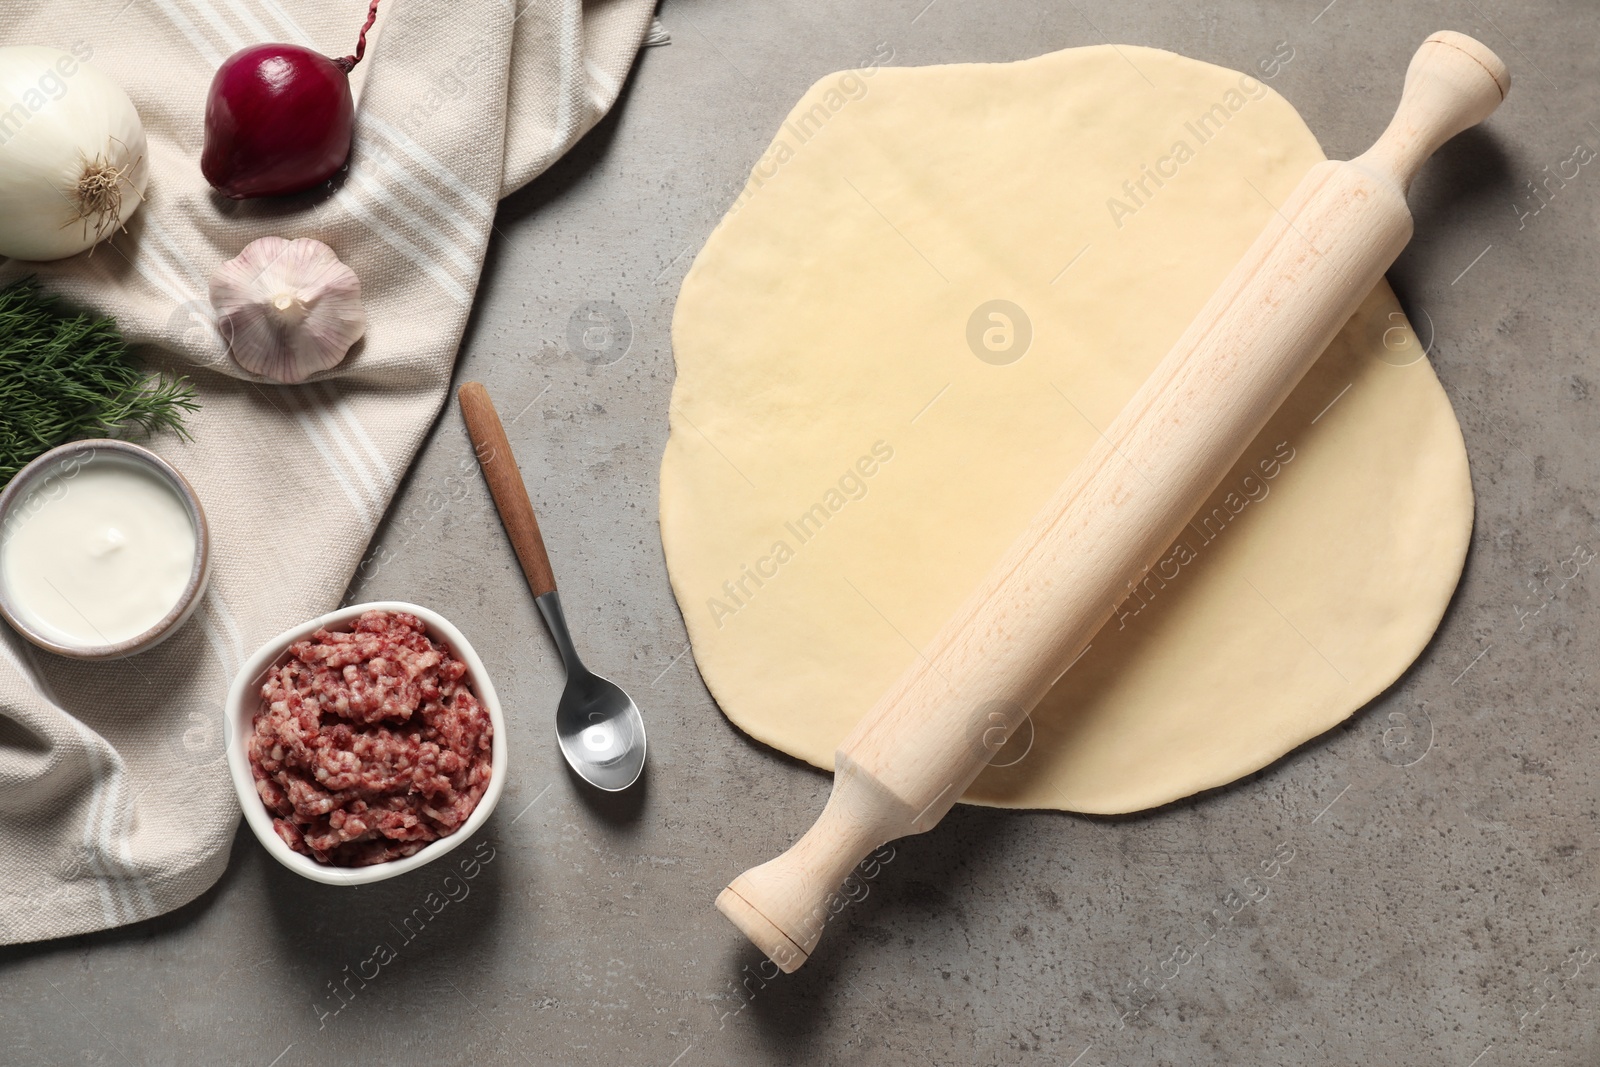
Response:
[0,277,198,484]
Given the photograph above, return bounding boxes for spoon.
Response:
[458,381,647,791]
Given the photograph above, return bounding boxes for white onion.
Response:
[0,45,149,262]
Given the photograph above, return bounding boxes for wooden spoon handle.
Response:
[458,381,557,598]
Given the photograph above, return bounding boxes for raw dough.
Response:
[660,45,1472,813]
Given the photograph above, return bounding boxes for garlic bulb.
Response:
[0,46,149,261]
[210,236,365,384]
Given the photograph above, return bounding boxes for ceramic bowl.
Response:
[0,439,210,659]
[224,601,508,886]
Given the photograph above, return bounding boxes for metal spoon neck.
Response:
[534,590,585,676]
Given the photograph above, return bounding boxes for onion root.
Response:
[66,138,144,252]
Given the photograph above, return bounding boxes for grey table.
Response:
[5,1,1599,1064]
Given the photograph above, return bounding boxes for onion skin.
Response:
[201,44,354,199]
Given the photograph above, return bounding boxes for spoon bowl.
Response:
[555,666,647,790]
[538,590,647,791]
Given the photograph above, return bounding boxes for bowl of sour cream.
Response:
[0,440,209,659]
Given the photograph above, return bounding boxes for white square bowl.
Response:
[224,601,508,886]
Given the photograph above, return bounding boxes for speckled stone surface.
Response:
[4,1,1599,1064]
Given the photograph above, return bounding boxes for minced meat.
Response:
[248,610,493,866]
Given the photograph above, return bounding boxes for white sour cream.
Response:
[1,456,196,647]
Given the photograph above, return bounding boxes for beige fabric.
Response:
[0,0,652,945]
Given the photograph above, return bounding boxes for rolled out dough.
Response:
[660,45,1472,813]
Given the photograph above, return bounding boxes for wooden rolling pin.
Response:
[718,31,1509,972]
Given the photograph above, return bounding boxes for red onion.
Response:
[201,1,380,199]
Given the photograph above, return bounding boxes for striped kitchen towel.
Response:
[0,0,654,945]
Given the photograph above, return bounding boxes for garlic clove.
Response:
[210,236,366,384]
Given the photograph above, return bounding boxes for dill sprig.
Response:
[0,277,199,484]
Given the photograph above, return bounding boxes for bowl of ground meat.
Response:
[225,602,507,885]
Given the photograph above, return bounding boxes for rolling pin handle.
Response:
[1355,31,1509,193]
[717,759,917,973]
